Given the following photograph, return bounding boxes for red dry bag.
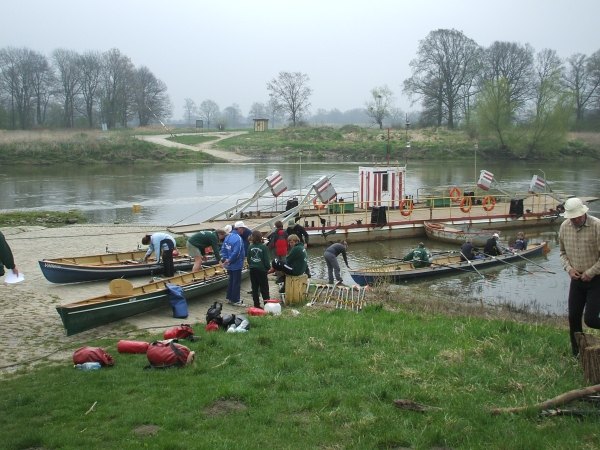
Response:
[117,340,151,354]
[73,346,114,366]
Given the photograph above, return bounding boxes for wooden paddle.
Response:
[478,251,538,275]
[109,279,134,297]
[428,260,497,279]
[506,249,555,274]
[460,252,490,285]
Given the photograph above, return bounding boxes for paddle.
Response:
[505,248,555,274]
[428,260,497,279]
[477,251,538,275]
[460,252,490,285]
[109,278,134,296]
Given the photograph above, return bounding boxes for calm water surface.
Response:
[1,159,599,315]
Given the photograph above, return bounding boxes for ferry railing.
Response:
[289,190,565,229]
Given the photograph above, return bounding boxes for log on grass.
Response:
[575,332,600,384]
[490,384,600,415]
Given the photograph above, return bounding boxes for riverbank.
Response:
[0,223,568,376]
[1,127,598,164]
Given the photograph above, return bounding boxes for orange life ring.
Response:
[482,196,496,212]
[313,198,325,210]
[400,199,414,216]
[459,197,472,213]
[449,187,461,203]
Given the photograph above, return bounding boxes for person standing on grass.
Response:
[559,198,600,356]
[324,240,350,285]
[221,222,246,307]
[247,230,271,308]
[142,232,176,277]
[186,229,227,272]
[0,231,18,277]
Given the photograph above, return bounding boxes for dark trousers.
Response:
[160,239,175,277]
[250,268,270,307]
[568,276,600,355]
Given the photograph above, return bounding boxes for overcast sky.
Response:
[2,0,599,120]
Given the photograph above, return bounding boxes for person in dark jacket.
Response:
[483,233,502,256]
[460,238,479,261]
[512,232,528,251]
[286,219,312,278]
[247,230,271,308]
[186,228,227,272]
[0,231,18,277]
[324,240,350,285]
[268,220,288,262]
[403,242,431,268]
[234,221,252,253]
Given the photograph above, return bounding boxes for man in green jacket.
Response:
[403,242,431,268]
[186,228,228,272]
[0,231,18,277]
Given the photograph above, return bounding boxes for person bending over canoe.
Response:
[483,233,502,256]
[403,242,431,268]
[460,238,480,261]
[142,232,176,277]
[324,240,351,285]
[186,228,228,271]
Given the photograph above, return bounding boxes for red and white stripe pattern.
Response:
[477,170,494,191]
[529,175,546,193]
[313,176,337,203]
[266,171,287,197]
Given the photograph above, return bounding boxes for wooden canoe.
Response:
[349,241,547,286]
[424,221,501,247]
[55,264,249,336]
[39,247,201,283]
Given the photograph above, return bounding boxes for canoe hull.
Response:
[424,221,499,247]
[55,266,248,336]
[349,242,546,285]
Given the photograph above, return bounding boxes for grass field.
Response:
[1,286,597,450]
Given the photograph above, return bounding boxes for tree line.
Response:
[0,47,171,130]
[401,29,600,157]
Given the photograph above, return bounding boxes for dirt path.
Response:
[0,224,264,376]
[136,131,251,162]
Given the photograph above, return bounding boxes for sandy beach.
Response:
[0,224,263,375]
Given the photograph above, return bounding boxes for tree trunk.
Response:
[576,332,600,384]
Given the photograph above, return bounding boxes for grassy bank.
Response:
[1,286,593,449]
[0,210,87,227]
[213,125,600,161]
[0,129,222,165]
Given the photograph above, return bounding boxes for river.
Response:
[1,159,598,315]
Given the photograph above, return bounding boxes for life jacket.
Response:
[274,229,288,257]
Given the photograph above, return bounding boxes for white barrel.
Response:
[264,300,281,315]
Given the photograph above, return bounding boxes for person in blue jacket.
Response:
[142,232,176,277]
[221,223,246,307]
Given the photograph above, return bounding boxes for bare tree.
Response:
[198,99,219,128]
[562,53,600,123]
[248,101,266,119]
[480,41,535,121]
[266,71,312,126]
[403,29,481,129]
[0,47,50,129]
[183,98,197,125]
[76,51,102,128]
[365,85,395,129]
[52,48,81,128]
[134,65,171,127]
[266,98,284,128]
[223,103,242,127]
[99,48,135,128]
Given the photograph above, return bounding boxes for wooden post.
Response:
[575,332,600,383]
[285,275,308,306]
